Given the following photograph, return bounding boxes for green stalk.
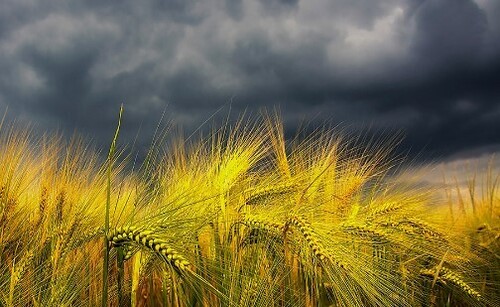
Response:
[117,246,125,306]
[162,277,168,306]
[102,105,123,307]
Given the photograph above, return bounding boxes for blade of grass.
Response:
[102,104,123,307]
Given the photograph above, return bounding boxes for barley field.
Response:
[0,113,498,307]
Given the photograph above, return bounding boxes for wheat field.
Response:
[0,112,498,306]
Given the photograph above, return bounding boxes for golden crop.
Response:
[0,114,498,306]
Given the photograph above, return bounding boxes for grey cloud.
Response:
[0,0,499,161]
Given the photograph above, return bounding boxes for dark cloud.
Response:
[225,0,244,20]
[257,0,299,15]
[0,0,499,161]
[409,0,487,68]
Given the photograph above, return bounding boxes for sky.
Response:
[1,0,499,167]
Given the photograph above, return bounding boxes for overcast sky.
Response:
[1,0,499,163]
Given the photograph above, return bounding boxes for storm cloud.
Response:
[0,0,499,161]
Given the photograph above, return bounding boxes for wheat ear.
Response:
[244,183,297,206]
[242,215,285,233]
[108,226,193,273]
[368,202,403,218]
[421,266,482,301]
[379,218,445,241]
[60,226,104,259]
[341,223,389,243]
[286,215,348,269]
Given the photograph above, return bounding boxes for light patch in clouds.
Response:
[403,151,500,205]
[335,6,406,67]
